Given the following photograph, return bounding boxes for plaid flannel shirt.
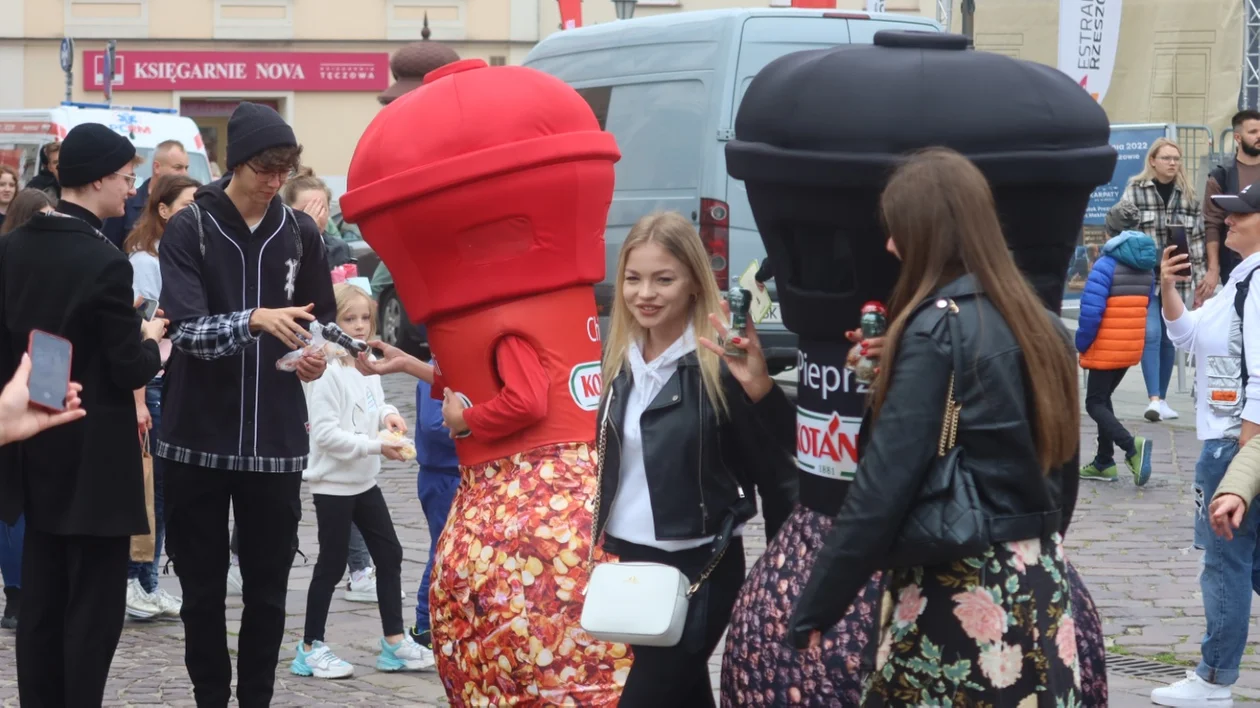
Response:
[1122,178,1206,306]
[156,309,308,472]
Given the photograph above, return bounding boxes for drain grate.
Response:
[1106,653,1191,682]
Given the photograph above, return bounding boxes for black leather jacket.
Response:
[593,353,799,545]
[789,275,1080,645]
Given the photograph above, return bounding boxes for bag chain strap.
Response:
[937,299,962,458]
[587,386,729,598]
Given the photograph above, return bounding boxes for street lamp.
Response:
[614,0,637,20]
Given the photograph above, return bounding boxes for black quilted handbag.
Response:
[886,298,990,569]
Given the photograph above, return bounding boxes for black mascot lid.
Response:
[726,30,1118,333]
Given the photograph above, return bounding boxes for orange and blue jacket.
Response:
[1076,231,1158,370]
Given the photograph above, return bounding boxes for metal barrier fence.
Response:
[1173,124,1215,394]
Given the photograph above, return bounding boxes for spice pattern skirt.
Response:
[721,506,886,707]
[431,442,628,707]
[862,533,1081,708]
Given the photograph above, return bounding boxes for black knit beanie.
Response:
[58,123,136,188]
[226,102,297,170]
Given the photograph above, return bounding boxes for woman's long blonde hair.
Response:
[602,211,728,415]
[872,148,1079,473]
[1129,137,1197,202]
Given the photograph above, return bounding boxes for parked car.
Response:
[330,200,427,354]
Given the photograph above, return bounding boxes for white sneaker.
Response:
[1151,671,1232,707]
[153,587,182,618]
[226,564,244,597]
[377,634,436,671]
[125,578,162,620]
[343,567,378,603]
[291,641,355,679]
[1161,400,1181,420]
[1145,401,1163,422]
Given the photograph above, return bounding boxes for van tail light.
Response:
[699,198,730,290]
[823,12,870,19]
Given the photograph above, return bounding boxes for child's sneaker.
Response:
[291,641,355,679]
[1127,436,1153,487]
[343,567,378,603]
[409,624,432,649]
[377,634,436,672]
[1080,460,1118,482]
[226,564,244,597]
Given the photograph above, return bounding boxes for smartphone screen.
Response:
[27,330,72,413]
[137,298,158,321]
[1169,225,1190,259]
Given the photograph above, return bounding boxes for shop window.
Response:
[64,0,149,39]
[387,0,467,41]
[490,56,507,66]
[214,0,294,40]
[1149,48,1210,125]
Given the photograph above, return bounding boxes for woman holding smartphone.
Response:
[1121,137,1206,423]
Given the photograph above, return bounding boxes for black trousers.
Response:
[606,535,746,708]
[304,486,404,644]
[164,461,301,708]
[1085,367,1136,466]
[17,527,129,708]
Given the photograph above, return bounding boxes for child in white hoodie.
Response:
[291,283,434,679]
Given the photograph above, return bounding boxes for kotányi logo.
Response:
[796,407,860,481]
[569,361,602,411]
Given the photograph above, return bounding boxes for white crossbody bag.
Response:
[579,388,733,647]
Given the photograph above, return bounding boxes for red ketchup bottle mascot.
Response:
[340,59,628,706]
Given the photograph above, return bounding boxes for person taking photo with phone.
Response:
[0,123,166,707]
[156,101,336,707]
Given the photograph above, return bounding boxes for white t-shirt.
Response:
[1165,253,1260,440]
[129,250,161,301]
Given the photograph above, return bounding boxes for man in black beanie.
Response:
[0,122,166,706]
[158,101,336,706]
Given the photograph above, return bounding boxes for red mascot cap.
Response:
[340,58,621,323]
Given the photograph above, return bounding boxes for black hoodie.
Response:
[157,175,335,472]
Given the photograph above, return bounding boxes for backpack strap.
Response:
[1236,268,1258,393]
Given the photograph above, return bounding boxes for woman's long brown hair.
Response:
[0,189,54,236]
[123,174,201,256]
[870,148,1079,473]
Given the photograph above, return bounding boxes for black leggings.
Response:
[303,486,404,644]
[606,535,746,708]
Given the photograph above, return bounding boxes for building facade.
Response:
[0,0,1247,178]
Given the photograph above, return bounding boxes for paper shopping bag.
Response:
[130,435,156,563]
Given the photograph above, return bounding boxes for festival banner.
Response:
[1057,0,1124,102]
[558,0,582,29]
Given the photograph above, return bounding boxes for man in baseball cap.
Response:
[0,121,166,705]
[1212,181,1260,215]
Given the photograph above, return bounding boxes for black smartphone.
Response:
[1169,225,1190,259]
[136,297,159,321]
[27,330,72,413]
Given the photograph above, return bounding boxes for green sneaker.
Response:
[1080,460,1118,481]
[1127,437,1152,487]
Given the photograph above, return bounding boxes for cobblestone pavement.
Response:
[0,372,1253,705]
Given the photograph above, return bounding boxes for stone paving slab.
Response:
[0,371,1252,705]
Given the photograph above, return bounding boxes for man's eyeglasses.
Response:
[247,163,297,182]
[113,172,138,186]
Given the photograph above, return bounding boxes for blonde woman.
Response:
[592,211,797,707]
[1121,137,1206,422]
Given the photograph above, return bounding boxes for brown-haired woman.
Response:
[789,148,1084,706]
[0,165,18,231]
[0,189,55,237]
[120,173,199,622]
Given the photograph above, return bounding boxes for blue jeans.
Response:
[1192,439,1260,686]
[415,467,459,631]
[128,381,165,593]
[1142,294,1176,399]
[0,515,24,589]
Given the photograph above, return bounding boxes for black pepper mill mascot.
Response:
[720,31,1114,707]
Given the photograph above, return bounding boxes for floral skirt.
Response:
[863,534,1081,708]
[431,442,628,707]
[1065,560,1107,707]
[720,506,886,707]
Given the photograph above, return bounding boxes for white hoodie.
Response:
[301,361,400,496]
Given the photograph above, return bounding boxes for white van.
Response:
[524,8,940,372]
[0,102,213,188]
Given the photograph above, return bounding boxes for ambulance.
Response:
[0,102,213,188]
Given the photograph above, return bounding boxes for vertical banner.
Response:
[557,0,582,29]
[866,0,886,10]
[1057,0,1123,103]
